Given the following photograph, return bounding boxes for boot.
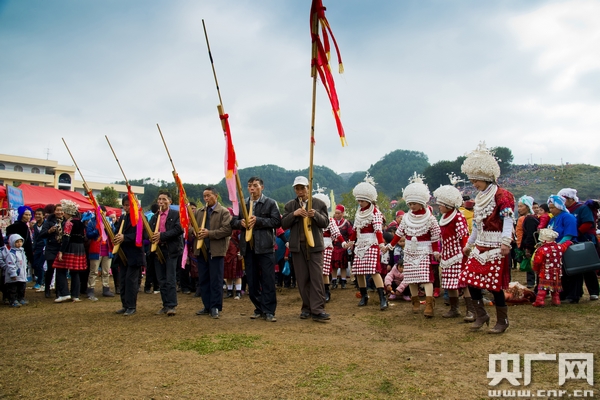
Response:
[463,297,476,322]
[325,284,331,303]
[87,287,98,302]
[424,296,435,318]
[488,306,509,334]
[377,288,388,310]
[358,288,368,307]
[469,299,490,331]
[532,289,546,307]
[551,291,561,306]
[411,296,421,314]
[103,286,115,297]
[340,279,347,289]
[443,296,460,318]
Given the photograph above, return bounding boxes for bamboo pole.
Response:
[203,20,253,243]
[62,138,128,265]
[156,124,207,258]
[104,135,165,264]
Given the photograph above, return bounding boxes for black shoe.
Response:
[340,280,347,289]
[226,290,233,298]
[331,279,338,289]
[182,289,191,295]
[358,288,369,306]
[115,308,127,314]
[194,290,202,298]
[300,311,311,319]
[144,289,152,294]
[196,308,210,316]
[45,292,51,299]
[250,312,264,319]
[325,290,331,303]
[312,312,331,322]
[124,308,136,316]
[210,308,220,319]
[156,307,168,315]
[166,307,177,316]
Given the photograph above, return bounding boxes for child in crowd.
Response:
[5,234,29,307]
[532,228,571,307]
[0,234,9,304]
[384,263,408,301]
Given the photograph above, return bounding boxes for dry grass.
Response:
[1,270,599,399]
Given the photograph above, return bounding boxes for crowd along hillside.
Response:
[115,148,600,213]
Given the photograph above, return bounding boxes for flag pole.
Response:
[202,19,252,243]
[61,138,128,265]
[156,123,208,257]
[104,135,165,264]
[303,7,320,248]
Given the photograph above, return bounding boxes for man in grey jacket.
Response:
[281,176,330,322]
[194,187,232,319]
[231,177,281,322]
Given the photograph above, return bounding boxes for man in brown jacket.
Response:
[193,187,232,319]
[281,176,331,322]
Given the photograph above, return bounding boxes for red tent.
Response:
[0,185,121,216]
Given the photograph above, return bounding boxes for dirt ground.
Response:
[0,270,598,400]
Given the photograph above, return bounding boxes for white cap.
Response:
[292,176,309,187]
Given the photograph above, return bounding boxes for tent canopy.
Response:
[0,185,121,216]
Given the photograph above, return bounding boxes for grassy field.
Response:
[1,270,599,399]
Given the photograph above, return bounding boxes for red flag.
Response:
[126,186,143,247]
[220,113,239,215]
[310,0,346,146]
[174,173,190,240]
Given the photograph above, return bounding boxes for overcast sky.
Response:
[1,0,599,185]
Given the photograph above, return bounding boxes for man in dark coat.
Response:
[149,192,184,316]
[113,197,146,316]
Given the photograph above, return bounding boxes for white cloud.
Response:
[509,0,600,90]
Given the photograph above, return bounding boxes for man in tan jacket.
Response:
[281,176,330,322]
[193,187,232,319]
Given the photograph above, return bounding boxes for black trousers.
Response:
[583,270,599,296]
[244,249,277,315]
[144,253,159,291]
[154,251,178,308]
[197,254,225,311]
[560,270,584,302]
[7,281,26,302]
[119,263,140,310]
[55,268,81,298]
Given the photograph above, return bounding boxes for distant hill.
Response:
[120,150,600,208]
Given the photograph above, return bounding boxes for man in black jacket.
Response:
[113,197,146,316]
[231,177,281,322]
[149,192,184,316]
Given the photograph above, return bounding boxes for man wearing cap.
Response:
[557,188,599,302]
[231,177,281,322]
[281,176,331,322]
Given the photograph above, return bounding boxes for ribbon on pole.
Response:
[220,113,239,216]
[126,185,143,247]
[310,0,346,146]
